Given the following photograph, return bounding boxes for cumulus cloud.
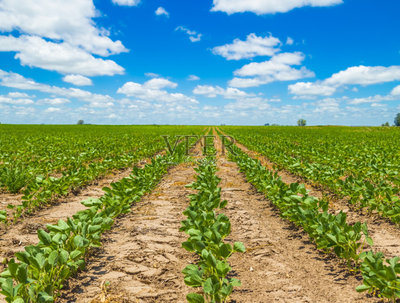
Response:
[0,96,34,105]
[0,0,127,56]
[112,0,141,6]
[175,26,202,42]
[37,98,71,105]
[117,78,198,105]
[44,107,62,113]
[0,69,114,107]
[0,35,124,77]
[211,0,343,15]
[325,65,400,86]
[155,7,169,17]
[144,78,177,90]
[286,37,294,45]
[193,85,251,99]
[313,98,340,113]
[288,82,336,97]
[0,0,126,76]
[392,85,400,96]
[63,75,93,86]
[290,65,400,97]
[230,52,314,88]
[188,75,200,81]
[347,95,394,105]
[212,33,281,60]
[145,72,160,78]
[7,92,31,98]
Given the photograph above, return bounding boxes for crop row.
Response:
[0,143,189,302]
[0,126,204,224]
[227,144,400,301]
[181,151,245,303]
[221,126,400,224]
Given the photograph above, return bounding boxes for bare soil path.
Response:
[58,163,199,302]
[57,141,204,303]
[213,130,378,303]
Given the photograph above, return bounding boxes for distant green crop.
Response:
[221,126,400,224]
[0,125,204,224]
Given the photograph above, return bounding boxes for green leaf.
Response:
[38,292,54,303]
[16,264,28,283]
[233,242,246,253]
[186,293,204,303]
[356,284,370,292]
[0,278,14,297]
[230,278,241,287]
[59,249,69,264]
[88,225,102,234]
[216,261,230,277]
[37,230,51,245]
[219,243,232,259]
[69,250,82,260]
[73,235,84,248]
[203,278,214,294]
[48,251,58,266]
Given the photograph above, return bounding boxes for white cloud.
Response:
[347,95,394,105]
[188,75,200,81]
[144,78,178,90]
[155,7,169,17]
[211,0,343,15]
[117,78,198,105]
[175,26,202,42]
[212,33,281,60]
[0,0,127,56]
[288,82,336,97]
[37,98,71,105]
[313,98,340,113]
[193,85,251,99]
[0,70,114,107]
[0,96,34,105]
[392,85,400,96]
[224,97,271,113]
[63,74,93,86]
[325,65,400,86]
[45,107,62,113]
[7,92,31,98]
[145,72,160,78]
[112,0,140,6]
[286,37,294,45]
[230,52,314,87]
[290,65,400,97]
[0,35,124,76]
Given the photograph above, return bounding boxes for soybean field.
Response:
[0,125,399,303]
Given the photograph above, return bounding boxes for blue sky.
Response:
[0,0,399,125]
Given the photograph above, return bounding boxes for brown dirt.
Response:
[0,153,161,222]
[213,130,380,303]
[58,148,203,303]
[0,192,23,212]
[216,127,400,260]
